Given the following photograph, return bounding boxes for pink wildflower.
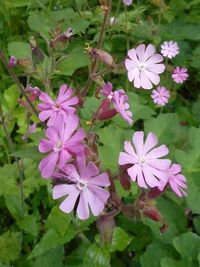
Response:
[151,86,170,106]
[123,0,133,6]
[113,91,133,125]
[38,84,78,126]
[100,82,133,125]
[118,131,171,188]
[53,156,110,220]
[161,41,179,59]
[39,115,85,178]
[125,44,165,89]
[172,67,188,84]
[158,164,187,197]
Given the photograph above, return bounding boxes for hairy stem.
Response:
[81,0,112,98]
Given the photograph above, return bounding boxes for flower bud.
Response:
[97,214,115,246]
[85,45,115,68]
[9,56,17,68]
[29,36,44,64]
[98,109,117,121]
[143,207,162,222]
[50,28,75,50]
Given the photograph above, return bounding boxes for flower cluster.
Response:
[38,84,111,220]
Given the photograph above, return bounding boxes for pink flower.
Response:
[38,84,79,126]
[161,41,179,59]
[53,156,110,220]
[158,164,187,197]
[123,0,133,6]
[125,44,165,89]
[9,56,17,68]
[100,82,133,125]
[172,67,188,84]
[39,115,85,178]
[151,86,170,106]
[113,91,133,125]
[118,131,171,188]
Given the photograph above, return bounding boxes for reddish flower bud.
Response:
[144,207,162,222]
[98,109,117,120]
[119,166,131,190]
[148,187,163,199]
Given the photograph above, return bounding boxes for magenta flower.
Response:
[151,86,170,106]
[38,84,79,126]
[125,44,165,90]
[100,82,133,125]
[53,156,110,220]
[118,131,171,188]
[123,0,133,6]
[172,67,188,84]
[161,41,179,59]
[158,164,187,197]
[39,115,85,178]
[113,91,133,125]
[9,56,17,68]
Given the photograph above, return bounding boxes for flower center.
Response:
[53,139,63,152]
[77,179,88,190]
[138,158,145,165]
[53,102,60,111]
[138,63,146,71]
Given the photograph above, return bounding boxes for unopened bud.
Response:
[98,109,117,121]
[18,58,33,72]
[144,207,162,222]
[9,56,17,68]
[119,167,131,190]
[85,45,115,68]
[50,28,75,50]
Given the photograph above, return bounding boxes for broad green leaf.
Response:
[11,146,43,161]
[58,47,89,76]
[5,194,21,219]
[46,206,71,236]
[0,163,18,197]
[32,246,64,267]
[173,232,200,265]
[161,257,185,267]
[4,84,20,109]
[110,227,132,252]
[97,125,132,171]
[4,0,31,7]
[7,41,31,58]
[0,231,20,264]
[140,241,173,267]
[17,215,38,237]
[83,243,110,267]
[65,242,90,267]
[144,113,186,145]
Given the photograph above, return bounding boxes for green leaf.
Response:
[127,92,155,122]
[17,215,38,237]
[32,246,64,267]
[7,41,31,58]
[46,206,71,236]
[5,195,21,219]
[58,46,89,76]
[97,125,132,171]
[0,231,20,264]
[5,0,31,7]
[140,241,172,267]
[11,146,43,161]
[161,257,185,267]
[173,232,200,265]
[4,84,20,109]
[83,243,110,267]
[29,226,78,258]
[110,227,132,252]
[144,113,186,145]
[0,163,18,197]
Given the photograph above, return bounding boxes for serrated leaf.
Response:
[0,231,20,264]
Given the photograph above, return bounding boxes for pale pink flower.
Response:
[158,164,187,197]
[172,67,188,84]
[118,131,171,188]
[161,41,179,59]
[100,82,133,125]
[151,86,170,106]
[39,115,85,178]
[38,84,78,126]
[123,0,133,6]
[53,156,110,220]
[113,91,133,125]
[125,44,165,90]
